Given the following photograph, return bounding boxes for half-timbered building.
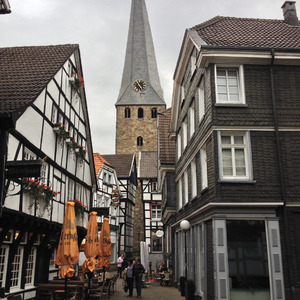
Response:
[102,154,137,257]
[138,151,163,268]
[92,153,120,264]
[171,2,300,299]
[0,45,96,298]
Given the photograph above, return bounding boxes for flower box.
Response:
[65,138,72,145]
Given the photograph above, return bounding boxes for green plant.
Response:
[68,199,87,217]
[53,122,70,144]
[23,178,59,214]
[186,279,195,300]
[179,276,186,297]
[71,72,84,93]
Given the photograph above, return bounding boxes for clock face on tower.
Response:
[133,80,146,92]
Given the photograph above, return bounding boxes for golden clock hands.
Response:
[137,81,142,90]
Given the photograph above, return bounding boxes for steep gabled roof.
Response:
[139,151,157,179]
[0,44,78,113]
[102,154,135,178]
[158,108,175,165]
[93,153,111,176]
[192,16,300,49]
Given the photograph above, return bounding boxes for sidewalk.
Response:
[109,277,184,300]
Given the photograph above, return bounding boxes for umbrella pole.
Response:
[103,266,106,282]
[64,276,68,300]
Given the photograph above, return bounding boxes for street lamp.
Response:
[180,220,190,279]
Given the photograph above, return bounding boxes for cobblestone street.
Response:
[108,276,184,300]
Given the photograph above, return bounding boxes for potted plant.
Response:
[23,178,59,214]
[70,72,84,94]
[53,123,70,144]
[68,199,87,217]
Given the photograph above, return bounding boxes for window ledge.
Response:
[215,103,248,108]
[218,179,256,184]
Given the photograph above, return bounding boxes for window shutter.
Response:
[213,219,229,300]
[266,219,285,300]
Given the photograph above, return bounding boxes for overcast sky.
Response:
[1,0,298,154]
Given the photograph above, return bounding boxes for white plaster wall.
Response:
[152,194,162,201]
[6,135,20,161]
[41,121,57,160]
[4,182,20,210]
[48,78,60,103]
[17,107,43,147]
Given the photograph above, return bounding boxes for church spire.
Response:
[116,0,165,106]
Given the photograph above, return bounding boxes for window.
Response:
[200,145,208,190]
[215,65,245,104]
[189,103,195,138]
[190,49,196,76]
[180,85,185,106]
[198,80,205,122]
[51,105,58,123]
[103,172,107,183]
[151,108,157,118]
[40,163,47,184]
[178,178,183,210]
[108,174,112,185]
[218,132,252,180]
[182,119,187,150]
[191,160,197,198]
[151,204,161,220]
[177,130,182,161]
[183,171,188,205]
[68,179,75,200]
[0,246,8,287]
[151,230,162,252]
[137,136,143,146]
[227,220,270,291]
[49,248,57,270]
[151,181,157,192]
[125,107,131,118]
[24,149,36,161]
[138,108,144,118]
[10,247,23,289]
[25,247,36,286]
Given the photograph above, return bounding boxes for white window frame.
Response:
[189,104,195,138]
[183,171,188,205]
[0,245,9,288]
[214,64,245,104]
[68,179,75,200]
[25,247,37,287]
[180,85,185,105]
[151,204,162,221]
[200,145,208,190]
[198,80,205,122]
[177,130,182,161]
[10,246,24,290]
[218,131,252,181]
[178,178,183,210]
[51,105,58,123]
[190,49,196,76]
[182,119,187,150]
[191,159,197,198]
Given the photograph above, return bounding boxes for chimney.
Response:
[282,1,299,26]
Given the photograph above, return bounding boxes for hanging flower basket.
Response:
[68,199,87,217]
[70,72,85,94]
[53,123,70,145]
[23,178,60,213]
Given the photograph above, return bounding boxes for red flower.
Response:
[58,191,61,194]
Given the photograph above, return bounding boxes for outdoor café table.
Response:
[36,283,80,300]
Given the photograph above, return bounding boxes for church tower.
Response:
[115,0,166,253]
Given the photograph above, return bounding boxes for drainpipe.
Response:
[270,49,294,299]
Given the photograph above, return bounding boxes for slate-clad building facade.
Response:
[170,2,300,299]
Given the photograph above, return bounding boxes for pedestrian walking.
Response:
[125,259,134,297]
[117,253,124,278]
[133,257,145,298]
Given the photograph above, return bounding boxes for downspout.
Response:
[270,49,294,298]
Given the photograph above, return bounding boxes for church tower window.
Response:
[151,108,157,118]
[137,136,143,146]
[138,108,144,118]
[125,107,131,118]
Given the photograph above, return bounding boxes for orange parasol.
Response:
[97,218,111,269]
[82,211,99,274]
[54,201,79,278]
[54,201,79,299]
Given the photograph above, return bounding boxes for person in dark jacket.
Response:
[133,257,145,298]
[126,259,134,297]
